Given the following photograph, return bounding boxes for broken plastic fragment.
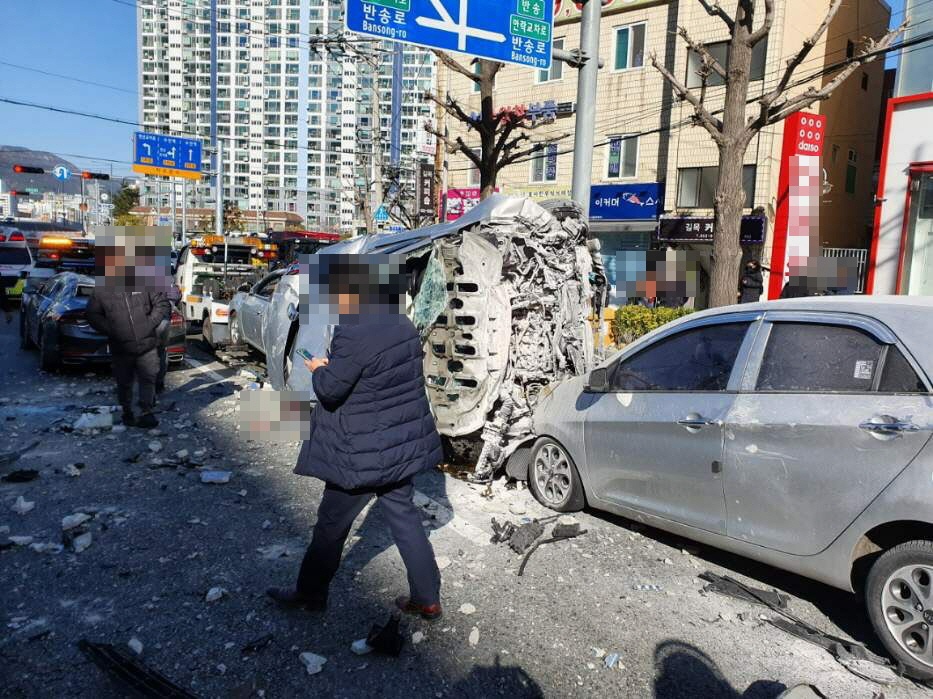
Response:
[299,651,327,675]
[200,470,232,484]
[128,637,143,655]
[468,626,480,647]
[205,587,227,603]
[11,495,35,515]
[72,532,93,553]
[62,513,92,531]
[350,638,373,655]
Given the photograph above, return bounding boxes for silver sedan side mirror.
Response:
[585,367,609,393]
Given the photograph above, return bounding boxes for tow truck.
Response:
[173,233,275,349]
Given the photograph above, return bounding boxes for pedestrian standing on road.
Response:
[267,255,445,620]
[738,260,765,303]
[86,241,170,428]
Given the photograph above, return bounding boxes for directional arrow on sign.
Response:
[415,0,506,51]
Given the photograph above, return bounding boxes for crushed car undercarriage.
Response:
[408,196,606,481]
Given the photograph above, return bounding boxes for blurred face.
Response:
[337,292,360,315]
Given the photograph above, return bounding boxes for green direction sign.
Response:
[517,0,545,20]
[369,0,410,10]
[510,14,550,41]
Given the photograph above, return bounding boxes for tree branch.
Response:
[760,0,843,108]
[650,52,725,145]
[696,0,735,31]
[747,0,774,46]
[425,123,482,168]
[424,91,479,129]
[433,50,480,83]
[500,134,570,167]
[765,25,906,124]
[679,26,727,80]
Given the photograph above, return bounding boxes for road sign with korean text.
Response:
[132,132,203,181]
[345,0,554,70]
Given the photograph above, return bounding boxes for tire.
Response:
[38,330,58,371]
[229,313,243,347]
[865,540,933,681]
[528,438,585,512]
[202,314,215,350]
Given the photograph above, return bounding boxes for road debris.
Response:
[366,613,405,657]
[241,633,274,655]
[299,651,327,675]
[0,440,39,468]
[699,571,790,609]
[435,555,452,570]
[468,626,480,647]
[73,408,113,431]
[61,512,92,531]
[148,441,163,453]
[458,603,476,615]
[11,495,35,515]
[517,520,588,576]
[72,532,93,553]
[200,470,232,485]
[412,631,425,645]
[29,542,63,554]
[490,517,545,554]
[350,638,374,656]
[632,584,663,592]
[63,464,82,477]
[205,586,227,603]
[78,639,198,698]
[603,653,622,670]
[128,637,144,655]
[2,469,39,483]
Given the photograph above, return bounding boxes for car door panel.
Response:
[583,319,756,535]
[724,316,933,556]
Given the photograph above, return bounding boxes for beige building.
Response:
[440,0,891,302]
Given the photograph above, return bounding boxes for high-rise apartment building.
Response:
[136,0,435,235]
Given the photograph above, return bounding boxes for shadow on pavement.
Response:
[587,508,882,657]
[653,640,787,699]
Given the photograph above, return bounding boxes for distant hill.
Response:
[0,146,122,196]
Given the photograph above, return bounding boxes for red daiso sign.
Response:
[790,113,826,156]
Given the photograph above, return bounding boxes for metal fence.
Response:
[822,247,869,293]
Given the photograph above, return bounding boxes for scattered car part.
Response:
[517,521,588,577]
[490,518,545,554]
[77,639,199,698]
[699,572,790,610]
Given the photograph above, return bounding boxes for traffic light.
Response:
[81,171,110,180]
[12,164,45,174]
[8,190,33,197]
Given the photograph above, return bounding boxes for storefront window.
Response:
[901,172,933,296]
[677,165,756,208]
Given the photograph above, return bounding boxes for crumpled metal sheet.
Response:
[421,196,602,479]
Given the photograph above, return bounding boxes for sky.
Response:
[0,0,908,177]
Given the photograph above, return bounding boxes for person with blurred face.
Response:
[267,258,445,621]
[738,259,765,303]
[86,242,170,428]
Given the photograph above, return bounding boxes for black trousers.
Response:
[111,349,159,414]
[296,478,441,606]
[156,346,168,390]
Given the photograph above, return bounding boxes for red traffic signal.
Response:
[81,171,110,180]
[8,190,33,197]
[12,164,45,174]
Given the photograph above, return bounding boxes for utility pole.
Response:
[570,0,602,218]
[216,140,227,277]
[181,179,187,246]
[170,180,177,242]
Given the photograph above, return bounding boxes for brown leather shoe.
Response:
[266,587,326,611]
[395,595,443,621]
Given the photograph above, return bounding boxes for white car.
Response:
[227,268,285,354]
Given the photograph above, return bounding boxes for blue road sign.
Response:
[133,132,203,180]
[52,166,71,181]
[346,0,553,70]
[374,205,390,222]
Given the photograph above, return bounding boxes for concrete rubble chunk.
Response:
[73,408,113,431]
[299,651,327,675]
[128,637,143,655]
[557,515,580,527]
[604,653,622,670]
[148,441,163,453]
[205,586,227,603]
[11,496,35,515]
[200,470,232,484]
[72,532,93,553]
[468,627,480,647]
[9,536,34,546]
[412,631,425,645]
[458,603,476,616]
[63,464,81,478]
[61,513,92,531]
[350,639,373,655]
[29,542,63,554]
[508,502,527,516]
[175,449,189,461]
[435,555,452,570]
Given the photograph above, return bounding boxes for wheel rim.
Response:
[230,316,240,345]
[533,443,572,507]
[881,563,933,669]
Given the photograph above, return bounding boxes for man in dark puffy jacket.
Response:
[87,244,171,428]
[267,256,445,620]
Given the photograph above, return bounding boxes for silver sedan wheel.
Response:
[533,443,572,508]
[881,564,933,669]
[229,314,241,346]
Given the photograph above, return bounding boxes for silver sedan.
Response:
[527,296,933,680]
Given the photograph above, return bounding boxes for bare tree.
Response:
[426,54,568,200]
[651,0,905,306]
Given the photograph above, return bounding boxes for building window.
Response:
[686,38,767,88]
[467,163,480,187]
[538,38,564,83]
[613,23,646,71]
[606,135,638,179]
[677,165,756,208]
[845,150,858,194]
[530,143,559,183]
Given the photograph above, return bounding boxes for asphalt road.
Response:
[0,314,930,698]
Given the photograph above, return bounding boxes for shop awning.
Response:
[588,219,658,234]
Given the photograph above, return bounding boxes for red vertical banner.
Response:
[767,112,826,299]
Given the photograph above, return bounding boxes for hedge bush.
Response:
[610,305,695,346]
